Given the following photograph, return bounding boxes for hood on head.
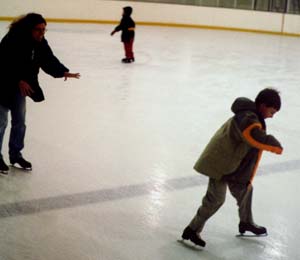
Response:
[123,6,132,16]
[231,97,256,114]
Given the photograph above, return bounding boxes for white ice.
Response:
[0,21,300,260]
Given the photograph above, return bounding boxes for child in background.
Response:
[111,6,135,63]
[181,88,283,247]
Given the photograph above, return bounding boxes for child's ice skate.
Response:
[122,57,134,63]
[0,158,9,175]
[181,226,206,247]
[238,222,267,236]
[121,58,131,63]
[10,157,32,171]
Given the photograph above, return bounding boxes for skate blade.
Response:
[236,233,268,237]
[0,170,9,175]
[177,239,204,250]
[11,164,32,171]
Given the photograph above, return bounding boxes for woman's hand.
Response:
[64,72,81,81]
[19,80,34,96]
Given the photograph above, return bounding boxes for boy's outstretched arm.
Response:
[242,123,283,154]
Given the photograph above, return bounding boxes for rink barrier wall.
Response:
[0,17,298,37]
[0,0,300,37]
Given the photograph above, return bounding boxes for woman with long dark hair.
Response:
[0,13,80,174]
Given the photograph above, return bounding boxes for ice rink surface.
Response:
[0,21,300,260]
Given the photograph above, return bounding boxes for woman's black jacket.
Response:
[0,32,69,108]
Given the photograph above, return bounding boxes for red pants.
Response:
[123,38,134,59]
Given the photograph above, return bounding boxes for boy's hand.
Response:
[273,147,283,154]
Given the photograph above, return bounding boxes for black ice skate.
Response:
[238,222,267,236]
[181,226,206,247]
[0,158,9,175]
[121,58,133,63]
[10,157,32,171]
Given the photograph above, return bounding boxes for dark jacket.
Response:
[193,97,282,183]
[0,31,69,108]
[114,14,135,43]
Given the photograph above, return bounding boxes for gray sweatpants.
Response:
[188,178,253,233]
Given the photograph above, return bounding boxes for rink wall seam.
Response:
[1,0,300,36]
[1,16,299,37]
